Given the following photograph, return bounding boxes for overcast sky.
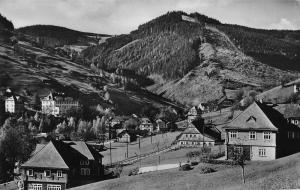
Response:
[0,0,299,34]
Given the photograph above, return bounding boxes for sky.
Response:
[0,0,299,34]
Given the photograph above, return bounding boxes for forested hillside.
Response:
[215,24,300,71]
[17,25,111,47]
[0,13,14,42]
[81,11,300,105]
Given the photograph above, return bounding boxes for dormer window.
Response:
[57,170,63,178]
[247,116,256,122]
[28,169,33,176]
[44,170,51,177]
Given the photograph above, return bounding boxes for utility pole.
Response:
[126,138,129,158]
[202,124,205,148]
[139,135,141,168]
[109,118,112,166]
[110,140,112,166]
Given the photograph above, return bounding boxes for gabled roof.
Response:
[175,120,188,128]
[182,126,201,134]
[22,140,87,169]
[64,141,103,160]
[178,125,216,142]
[284,104,300,118]
[224,102,278,131]
[140,117,151,123]
[22,141,70,169]
[117,130,130,137]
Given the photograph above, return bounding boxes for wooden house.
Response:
[117,131,132,143]
[175,124,216,148]
[224,101,300,161]
[20,140,103,190]
[283,104,300,127]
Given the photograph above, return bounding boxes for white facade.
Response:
[139,118,153,133]
[187,106,199,124]
[251,146,276,161]
[5,96,15,113]
[5,96,22,113]
[41,93,61,116]
[225,130,277,161]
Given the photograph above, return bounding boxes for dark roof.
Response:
[182,125,200,134]
[117,130,130,138]
[224,102,279,131]
[175,120,188,128]
[64,141,103,160]
[178,125,216,142]
[22,140,87,169]
[284,104,300,118]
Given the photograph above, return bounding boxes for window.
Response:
[28,169,34,176]
[80,160,85,165]
[86,168,90,175]
[229,131,237,139]
[85,160,89,165]
[44,170,51,177]
[47,184,61,190]
[249,131,256,140]
[80,168,90,176]
[194,134,196,137]
[288,131,295,139]
[234,146,243,154]
[80,168,85,175]
[57,170,62,178]
[29,184,42,190]
[259,148,266,157]
[263,132,271,140]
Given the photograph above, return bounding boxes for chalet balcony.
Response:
[23,173,67,183]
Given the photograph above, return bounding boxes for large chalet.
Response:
[175,124,216,148]
[41,92,80,116]
[224,101,300,161]
[20,140,103,190]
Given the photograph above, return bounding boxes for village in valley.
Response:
[2,76,300,190]
[1,2,300,190]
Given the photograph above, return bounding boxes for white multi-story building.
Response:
[224,101,300,161]
[41,92,79,116]
[5,95,23,113]
[41,92,58,115]
[139,118,153,133]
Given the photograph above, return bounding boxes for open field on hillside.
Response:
[121,145,225,176]
[72,152,300,190]
[101,132,181,165]
[0,42,181,114]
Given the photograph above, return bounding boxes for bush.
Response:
[128,167,139,176]
[191,161,199,166]
[199,166,216,174]
[112,164,123,178]
[179,164,193,171]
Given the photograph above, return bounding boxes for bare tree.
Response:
[230,144,248,183]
